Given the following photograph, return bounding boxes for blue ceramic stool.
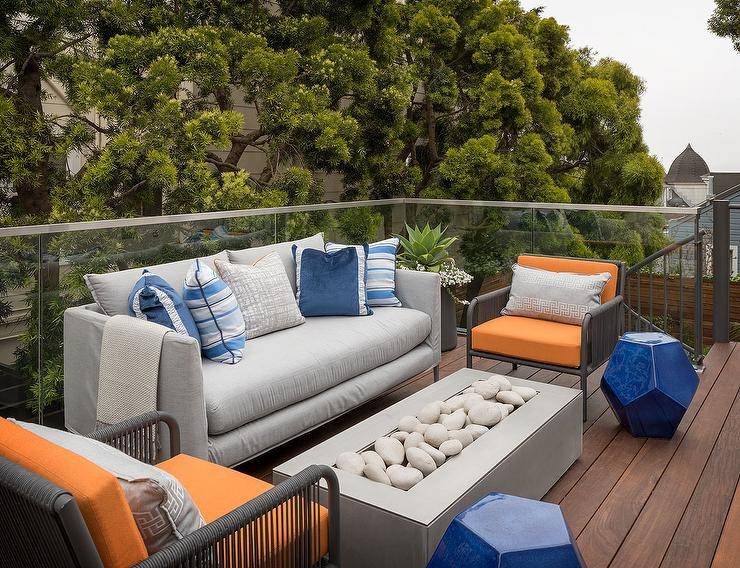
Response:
[601,332,699,438]
[428,493,584,568]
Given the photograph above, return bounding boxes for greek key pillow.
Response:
[13,420,204,555]
[501,263,612,325]
[215,253,305,339]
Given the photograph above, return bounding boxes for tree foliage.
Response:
[709,0,740,52]
[1,0,665,225]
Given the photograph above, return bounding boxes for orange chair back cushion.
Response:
[0,418,148,568]
[517,255,619,302]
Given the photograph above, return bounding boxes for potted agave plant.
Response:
[396,224,473,351]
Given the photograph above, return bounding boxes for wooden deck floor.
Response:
[239,338,740,568]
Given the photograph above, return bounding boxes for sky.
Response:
[519,0,740,172]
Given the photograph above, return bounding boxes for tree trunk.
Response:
[14,54,53,216]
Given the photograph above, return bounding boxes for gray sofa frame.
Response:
[64,268,441,466]
[0,411,340,568]
[466,255,625,421]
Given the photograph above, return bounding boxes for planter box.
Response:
[274,368,582,568]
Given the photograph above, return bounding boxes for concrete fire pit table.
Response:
[273,368,582,568]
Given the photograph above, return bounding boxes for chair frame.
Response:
[466,255,625,421]
[0,411,340,568]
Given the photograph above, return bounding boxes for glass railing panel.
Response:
[276,202,407,245]
[0,235,41,423]
[35,214,276,425]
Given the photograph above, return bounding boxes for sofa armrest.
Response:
[64,305,209,460]
[394,269,441,366]
[582,295,623,370]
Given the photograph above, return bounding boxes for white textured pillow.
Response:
[501,263,612,325]
[13,420,204,555]
[215,253,305,339]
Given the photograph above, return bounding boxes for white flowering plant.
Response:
[396,223,473,304]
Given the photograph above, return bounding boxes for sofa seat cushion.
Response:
[158,454,328,560]
[0,418,148,568]
[471,315,582,368]
[203,307,432,435]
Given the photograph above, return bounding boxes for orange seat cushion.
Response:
[0,418,148,568]
[158,454,329,560]
[472,315,583,368]
[518,255,619,302]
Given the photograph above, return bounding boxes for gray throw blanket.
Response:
[96,314,170,426]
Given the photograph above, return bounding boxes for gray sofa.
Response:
[63,234,441,467]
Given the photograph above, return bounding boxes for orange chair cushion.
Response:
[518,255,619,302]
[472,315,582,368]
[158,454,329,560]
[0,418,148,568]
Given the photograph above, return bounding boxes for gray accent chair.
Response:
[0,411,340,568]
[466,255,625,421]
[64,235,441,467]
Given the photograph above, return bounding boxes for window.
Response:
[731,245,739,277]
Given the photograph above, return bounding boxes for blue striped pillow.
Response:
[183,260,246,364]
[326,237,402,307]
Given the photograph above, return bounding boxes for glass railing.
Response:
[0,198,703,425]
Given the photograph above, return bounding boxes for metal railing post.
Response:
[694,215,703,356]
[712,199,730,343]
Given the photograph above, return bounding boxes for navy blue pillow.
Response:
[128,270,200,342]
[292,244,372,316]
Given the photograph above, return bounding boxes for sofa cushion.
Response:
[227,233,324,294]
[158,454,329,561]
[0,417,148,568]
[203,306,432,435]
[85,251,228,317]
[471,315,582,368]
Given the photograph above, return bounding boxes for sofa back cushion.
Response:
[517,255,620,302]
[0,417,148,568]
[227,233,324,294]
[85,252,228,317]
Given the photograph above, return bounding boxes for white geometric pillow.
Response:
[501,263,612,325]
[13,420,204,555]
[215,253,305,339]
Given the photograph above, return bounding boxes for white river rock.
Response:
[495,403,510,418]
[465,424,489,439]
[463,393,486,412]
[497,390,525,407]
[468,401,503,427]
[473,380,500,400]
[446,395,467,411]
[512,385,537,401]
[390,431,409,442]
[412,423,429,434]
[388,465,423,490]
[438,401,453,415]
[439,439,464,457]
[417,402,442,424]
[448,429,474,448]
[442,409,467,430]
[490,375,512,391]
[398,415,421,432]
[418,442,446,467]
[403,431,425,450]
[363,464,391,485]
[406,447,437,476]
[360,450,386,470]
[437,413,449,424]
[424,423,449,448]
[336,452,365,475]
[374,437,405,466]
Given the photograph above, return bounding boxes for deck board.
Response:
[237,339,740,567]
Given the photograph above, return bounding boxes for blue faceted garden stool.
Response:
[601,332,699,438]
[428,493,584,568]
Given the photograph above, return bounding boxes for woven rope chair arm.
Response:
[88,411,180,465]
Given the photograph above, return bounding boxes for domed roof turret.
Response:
[665,144,709,184]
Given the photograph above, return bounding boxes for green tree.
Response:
[709,0,740,52]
